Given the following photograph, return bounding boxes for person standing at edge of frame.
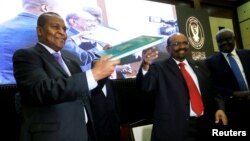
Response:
[205,28,250,132]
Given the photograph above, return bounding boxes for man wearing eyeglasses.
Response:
[136,32,228,141]
[205,28,250,132]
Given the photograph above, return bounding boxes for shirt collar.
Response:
[172,58,188,65]
[221,49,237,58]
[38,42,61,55]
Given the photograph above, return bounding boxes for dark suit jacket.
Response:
[90,78,121,141]
[205,50,250,127]
[13,43,94,141]
[136,57,224,141]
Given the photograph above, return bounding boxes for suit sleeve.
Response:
[136,63,158,93]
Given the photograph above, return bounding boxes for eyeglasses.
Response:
[169,41,189,47]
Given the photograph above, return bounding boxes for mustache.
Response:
[55,35,67,41]
[176,48,188,52]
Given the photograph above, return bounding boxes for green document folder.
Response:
[95,35,164,61]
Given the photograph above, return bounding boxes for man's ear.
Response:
[41,4,48,13]
[37,27,42,37]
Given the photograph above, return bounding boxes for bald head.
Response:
[167,32,186,47]
[22,0,58,15]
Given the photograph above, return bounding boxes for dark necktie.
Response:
[53,52,70,76]
[179,62,204,116]
[227,53,248,90]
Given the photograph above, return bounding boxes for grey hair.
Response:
[216,28,235,38]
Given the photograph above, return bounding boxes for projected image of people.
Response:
[0,0,180,81]
[159,19,179,36]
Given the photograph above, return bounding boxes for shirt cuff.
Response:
[86,70,97,90]
[142,68,148,75]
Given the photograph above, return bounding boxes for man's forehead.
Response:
[218,32,233,39]
[46,16,64,23]
[171,35,187,41]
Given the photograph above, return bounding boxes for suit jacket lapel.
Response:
[61,52,82,75]
[218,52,236,77]
[188,61,200,74]
[167,58,186,82]
[188,61,202,84]
[36,44,69,77]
